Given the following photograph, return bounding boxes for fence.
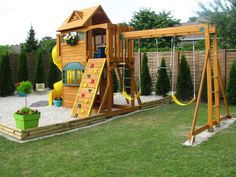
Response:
[9,53,51,84]
[8,50,236,91]
[134,49,236,91]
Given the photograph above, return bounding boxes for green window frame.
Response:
[62,62,85,86]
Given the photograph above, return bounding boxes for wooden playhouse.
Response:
[55,5,142,118]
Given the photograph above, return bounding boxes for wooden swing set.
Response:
[123,23,231,143]
[54,6,230,143]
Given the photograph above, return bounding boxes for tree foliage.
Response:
[39,37,56,54]
[227,60,236,104]
[47,58,60,89]
[176,55,193,100]
[156,58,170,96]
[141,52,152,95]
[0,53,14,96]
[33,48,45,89]
[130,8,180,51]
[197,0,236,48]
[17,49,28,82]
[24,25,38,53]
[112,70,119,92]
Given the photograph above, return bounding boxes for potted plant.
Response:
[53,97,62,107]
[14,81,40,130]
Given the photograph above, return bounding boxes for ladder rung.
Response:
[124,86,131,88]
[212,76,218,78]
[213,105,219,108]
[123,77,131,80]
[212,91,219,93]
[158,66,171,69]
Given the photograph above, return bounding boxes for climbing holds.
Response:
[88,88,92,93]
[83,83,88,87]
[90,63,94,68]
[94,69,98,74]
[81,93,85,97]
[80,109,85,114]
[85,99,89,104]
[91,79,95,84]
[87,74,91,78]
[77,103,81,108]
[74,113,78,118]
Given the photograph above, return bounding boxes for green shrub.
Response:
[141,52,152,95]
[33,48,45,90]
[47,58,60,89]
[123,65,131,94]
[176,55,193,100]
[0,53,14,96]
[17,49,28,82]
[16,81,32,107]
[112,70,119,92]
[227,60,236,104]
[156,58,170,96]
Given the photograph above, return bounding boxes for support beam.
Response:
[123,24,216,39]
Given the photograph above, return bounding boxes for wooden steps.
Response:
[71,59,106,119]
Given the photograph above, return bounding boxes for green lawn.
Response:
[0,104,235,177]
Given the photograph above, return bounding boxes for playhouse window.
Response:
[62,62,85,86]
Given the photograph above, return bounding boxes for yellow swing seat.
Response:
[171,94,195,106]
[122,91,141,101]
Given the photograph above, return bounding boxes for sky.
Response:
[0,0,212,45]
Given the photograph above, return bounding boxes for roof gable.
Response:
[57,5,111,32]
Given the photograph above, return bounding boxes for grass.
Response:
[0,103,235,177]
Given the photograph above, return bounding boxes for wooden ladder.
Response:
[71,58,106,119]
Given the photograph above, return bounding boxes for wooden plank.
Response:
[123,24,216,39]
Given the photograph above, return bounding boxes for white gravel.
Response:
[182,117,236,146]
[0,91,162,129]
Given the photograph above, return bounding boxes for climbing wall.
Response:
[71,59,106,119]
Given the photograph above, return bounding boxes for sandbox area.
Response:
[0,91,163,129]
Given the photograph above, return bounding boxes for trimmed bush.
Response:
[176,55,193,100]
[156,58,170,96]
[33,48,45,90]
[112,70,119,92]
[0,53,14,96]
[17,49,29,82]
[16,81,32,107]
[123,65,131,94]
[47,58,60,89]
[227,60,236,104]
[141,52,152,95]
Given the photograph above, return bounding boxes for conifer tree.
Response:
[112,70,119,92]
[33,48,45,90]
[227,60,236,104]
[156,58,170,96]
[47,58,60,89]
[17,49,28,82]
[123,65,131,94]
[141,52,152,95]
[0,53,14,96]
[24,25,38,53]
[176,55,193,100]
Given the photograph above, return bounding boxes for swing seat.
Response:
[171,94,195,106]
[122,91,141,101]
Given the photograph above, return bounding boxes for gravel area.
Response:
[0,91,162,129]
[183,118,236,146]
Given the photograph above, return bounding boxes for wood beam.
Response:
[123,24,216,39]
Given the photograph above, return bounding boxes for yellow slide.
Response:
[48,45,63,106]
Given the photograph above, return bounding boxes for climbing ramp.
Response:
[71,59,106,119]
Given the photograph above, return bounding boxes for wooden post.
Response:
[213,33,220,126]
[205,25,213,132]
[129,39,135,108]
[106,27,112,112]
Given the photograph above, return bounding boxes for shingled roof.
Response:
[57,5,111,32]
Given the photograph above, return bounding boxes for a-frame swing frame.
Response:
[123,23,231,143]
